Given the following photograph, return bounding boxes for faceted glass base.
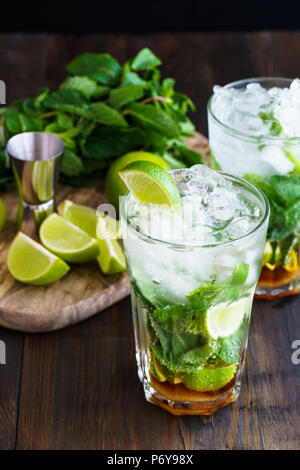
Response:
[137,356,245,416]
[256,267,300,299]
[144,377,240,416]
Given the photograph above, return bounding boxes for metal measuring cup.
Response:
[6,132,64,234]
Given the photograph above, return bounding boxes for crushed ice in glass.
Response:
[127,165,263,245]
[212,78,300,138]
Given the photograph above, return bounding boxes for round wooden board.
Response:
[0,132,210,332]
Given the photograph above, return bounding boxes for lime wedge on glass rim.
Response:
[40,213,99,263]
[106,151,170,209]
[7,232,69,285]
[118,161,181,210]
[0,197,6,231]
[96,216,126,274]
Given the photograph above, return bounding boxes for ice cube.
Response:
[226,216,252,240]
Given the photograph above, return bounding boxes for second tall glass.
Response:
[208,78,300,298]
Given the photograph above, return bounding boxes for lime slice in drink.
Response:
[96,216,126,274]
[181,361,238,392]
[7,232,70,285]
[106,151,170,209]
[40,213,99,263]
[151,355,167,382]
[0,197,6,231]
[151,354,182,384]
[206,297,249,340]
[61,199,121,239]
[283,248,298,272]
[119,161,181,210]
[262,241,273,266]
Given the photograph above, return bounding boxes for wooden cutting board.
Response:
[0,132,210,333]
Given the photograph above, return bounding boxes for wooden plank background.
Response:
[0,32,299,450]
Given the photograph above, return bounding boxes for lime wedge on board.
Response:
[40,213,99,263]
[7,232,69,285]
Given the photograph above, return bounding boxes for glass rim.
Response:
[207,76,300,144]
[121,170,270,249]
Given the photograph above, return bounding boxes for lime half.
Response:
[61,199,121,239]
[0,197,6,231]
[119,161,181,210]
[7,232,69,285]
[96,216,126,274]
[40,214,99,263]
[106,151,170,209]
[206,297,250,340]
[181,361,238,392]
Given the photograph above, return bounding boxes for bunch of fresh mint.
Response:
[245,173,300,263]
[0,48,202,190]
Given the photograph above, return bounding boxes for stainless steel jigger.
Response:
[6,132,64,235]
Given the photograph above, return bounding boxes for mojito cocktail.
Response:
[208,78,300,297]
[120,165,269,415]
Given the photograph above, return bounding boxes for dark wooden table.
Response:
[0,32,299,450]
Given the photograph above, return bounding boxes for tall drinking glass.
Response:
[120,166,269,415]
[208,78,300,298]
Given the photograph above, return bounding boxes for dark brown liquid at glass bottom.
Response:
[256,266,300,299]
[147,373,238,416]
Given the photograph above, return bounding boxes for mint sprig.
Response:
[0,48,202,190]
[245,172,300,264]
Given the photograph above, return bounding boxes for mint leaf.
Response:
[173,141,203,166]
[162,152,186,169]
[285,199,300,228]
[219,337,241,364]
[90,102,128,127]
[67,53,121,85]
[180,343,219,367]
[34,87,49,110]
[109,84,144,109]
[44,90,93,119]
[161,78,175,98]
[172,333,199,358]
[149,312,173,356]
[83,126,145,159]
[271,174,300,204]
[131,48,162,70]
[19,113,43,132]
[61,149,84,176]
[259,110,282,136]
[230,262,249,285]
[22,98,40,116]
[121,62,147,86]
[244,173,284,206]
[60,76,98,99]
[4,104,23,134]
[56,111,74,130]
[126,102,180,138]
